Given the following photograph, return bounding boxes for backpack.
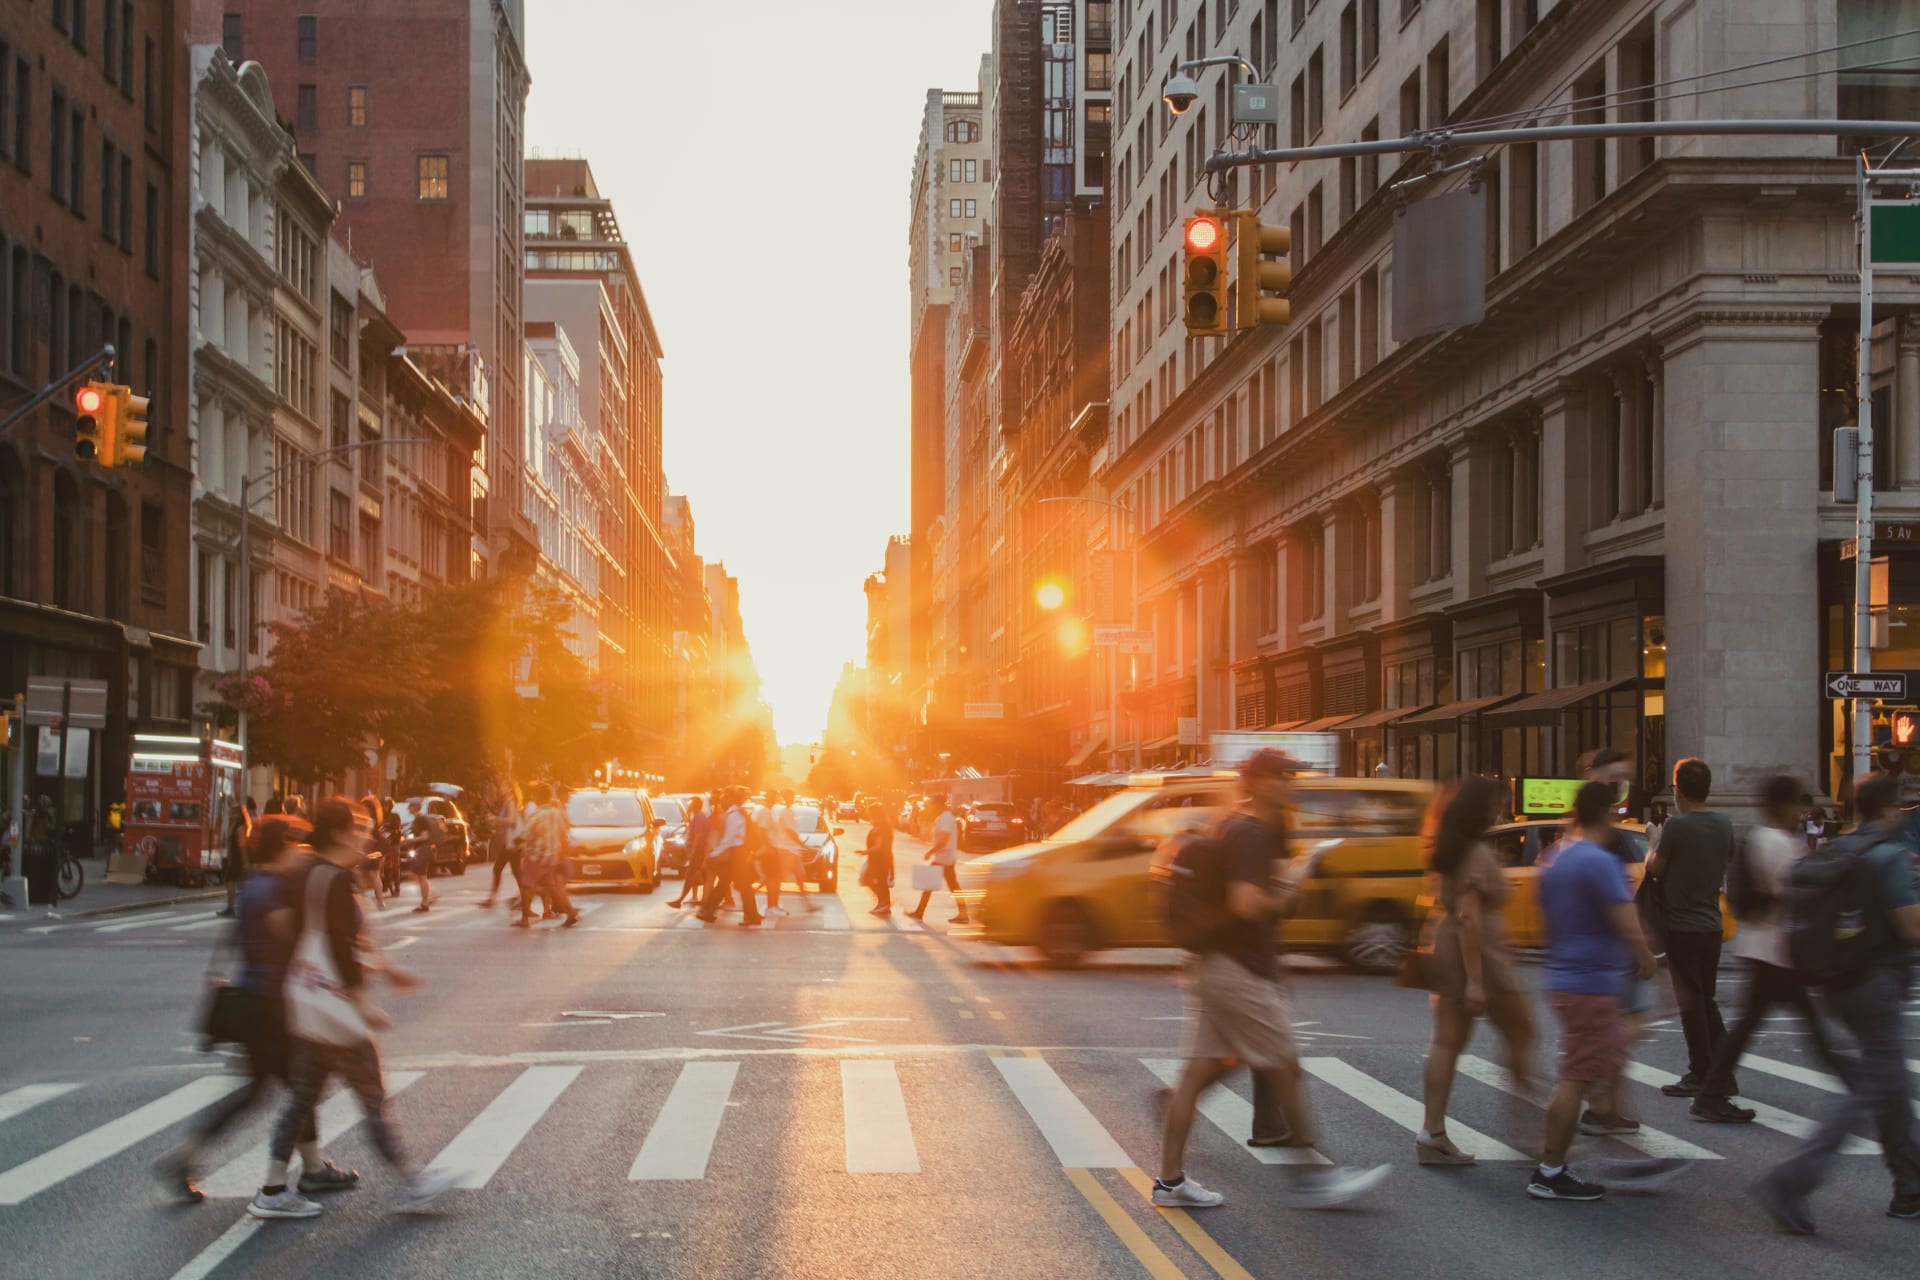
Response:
[1155,813,1263,953]
[1784,836,1880,988]
[740,811,768,857]
[1723,828,1772,920]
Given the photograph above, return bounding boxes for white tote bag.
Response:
[285,866,371,1047]
[910,863,946,892]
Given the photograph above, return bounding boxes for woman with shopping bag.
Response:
[253,797,458,1221]
[906,795,968,925]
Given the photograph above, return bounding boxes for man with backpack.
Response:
[1152,749,1389,1211]
[1688,775,1837,1124]
[1646,759,1735,1106]
[697,789,762,927]
[1753,772,1920,1232]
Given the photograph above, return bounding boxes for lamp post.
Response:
[1032,494,1139,774]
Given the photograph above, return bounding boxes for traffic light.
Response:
[113,387,150,467]
[1233,212,1292,330]
[72,381,114,465]
[1182,213,1230,338]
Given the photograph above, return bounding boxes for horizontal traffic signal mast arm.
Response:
[1202,118,1920,171]
[0,343,119,437]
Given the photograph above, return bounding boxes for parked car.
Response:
[837,800,859,821]
[653,794,694,876]
[958,801,1026,852]
[389,794,472,875]
[785,803,844,892]
[955,774,1434,972]
[563,788,662,891]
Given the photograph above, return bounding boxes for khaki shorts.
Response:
[1182,951,1297,1070]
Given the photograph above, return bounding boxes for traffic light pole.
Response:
[0,344,118,437]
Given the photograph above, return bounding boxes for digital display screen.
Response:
[1514,778,1629,818]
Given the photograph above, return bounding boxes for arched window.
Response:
[52,471,85,612]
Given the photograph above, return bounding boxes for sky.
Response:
[523,0,995,746]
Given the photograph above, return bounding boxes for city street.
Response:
[0,825,1912,1280]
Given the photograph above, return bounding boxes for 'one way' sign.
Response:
[1825,670,1910,701]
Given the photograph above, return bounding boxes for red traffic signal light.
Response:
[1183,213,1230,337]
[73,381,113,464]
[75,385,105,415]
[1185,216,1223,254]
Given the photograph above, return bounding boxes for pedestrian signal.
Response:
[1183,214,1229,338]
[1233,213,1291,330]
[73,382,113,465]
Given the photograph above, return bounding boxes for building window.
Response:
[950,157,963,182]
[346,159,366,198]
[417,154,449,200]
[99,138,115,241]
[297,15,317,62]
[1308,46,1325,137]
[144,179,159,277]
[50,88,66,203]
[328,291,352,366]
[950,266,962,284]
[964,158,977,182]
[348,84,367,127]
[945,119,977,143]
[68,109,85,219]
[949,197,961,217]
[118,152,131,249]
[964,198,977,217]
[948,232,962,252]
[196,549,212,643]
[222,13,242,62]
[140,501,164,601]
[102,2,118,83]
[329,389,350,451]
[295,83,316,130]
[329,490,352,561]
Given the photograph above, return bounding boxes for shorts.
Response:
[1549,991,1626,1084]
[1182,951,1297,1071]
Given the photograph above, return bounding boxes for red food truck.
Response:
[125,734,245,887]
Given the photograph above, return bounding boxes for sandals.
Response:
[1415,1132,1476,1166]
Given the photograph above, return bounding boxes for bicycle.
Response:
[56,851,85,901]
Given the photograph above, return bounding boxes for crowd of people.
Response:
[1151,747,1920,1233]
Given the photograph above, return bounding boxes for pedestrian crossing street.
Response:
[11,883,974,942]
[1,1043,1913,1212]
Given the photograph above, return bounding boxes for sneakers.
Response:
[1750,1174,1816,1235]
[1151,1175,1225,1208]
[248,1188,323,1220]
[1579,1110,1640,1137]
[296,1160,361,1194]
[1285,1165,1393,1208]
[1688,1097,1756,1125]
[764,906,789,917]
[1599,1157,1691,1193]
[1659,1074,1702,1098]
[155,1153,204,1204]
[394,1168,460,1215]
[1890,1193,1920,1220]
[1527,1166,1605,1201]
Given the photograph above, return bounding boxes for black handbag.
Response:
[195,921,251,1048]
[1635,869,1668,955]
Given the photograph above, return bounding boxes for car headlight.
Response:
[624,837,648,856]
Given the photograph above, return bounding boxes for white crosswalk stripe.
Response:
[0,1076,247,1205]
[993,1056,1131,1168]
[1619,1061,1879,1154]
[841,1060,919,1173]
[630,1061,737,1180]
[1301,1057,1530,1161]
[1139,1058,1328,1165]
[92,910,205,934]
[197,1072,425,1199]
[423,1065,581,1189]
[1450,1055,1721,1160]
[1739,1051,1920,1120]
[0,1083,82,1128]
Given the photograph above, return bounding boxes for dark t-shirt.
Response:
[1207,811,1284,980]
[1658,810,1732,935]
[283,857,364,992]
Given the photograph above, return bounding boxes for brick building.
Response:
[205,0,533,572]
[1,0,197,837]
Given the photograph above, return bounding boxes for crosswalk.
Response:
[0,1045,1905,1212]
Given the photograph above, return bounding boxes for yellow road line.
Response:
[1117,1167,1259,1280]
[1064,1167,1189,1280]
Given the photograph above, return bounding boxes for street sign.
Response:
[1870,201,1920,270]
[1093,625,1155,654]
[1825,670,1909,700]
[24,676,109,728]
[962,702,1004,720]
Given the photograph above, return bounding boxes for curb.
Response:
[47,889,224,921]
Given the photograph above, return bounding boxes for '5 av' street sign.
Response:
[1825,670,1909,701]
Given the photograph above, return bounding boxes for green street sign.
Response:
[1871,201,1920,270]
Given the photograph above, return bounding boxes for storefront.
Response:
[1375,613,1452,779]
[1819,525,1920,805]
[1537,558,1665,798]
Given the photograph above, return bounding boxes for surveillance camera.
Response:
[1163,72,1201,115]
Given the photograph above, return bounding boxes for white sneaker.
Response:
[394,1168,460,1215]
[764,906,788,917]
[1285,1164,1392,1209]
[248,1188,322,1220]
[1151,1175,1225,1208]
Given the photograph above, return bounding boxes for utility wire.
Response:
[1439,26,1920,135]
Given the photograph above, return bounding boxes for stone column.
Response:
[1449,434,1496,601]
[1430,463,1451,576]
[1377,476,1409,625]
[1321,511,1342,634]
[1659,310,1824,803]
[1645,352,1667,509]
[1194,571,1211,738]
[1273,533,1293,650]
[1537,384,1592,579]
[1896,318,1920,491]
[1611,366,1640,518]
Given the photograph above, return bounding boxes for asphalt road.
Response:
[0,823,1915,1279]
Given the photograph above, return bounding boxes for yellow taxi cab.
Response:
[1476,818,1732,947]
[954,773,1434,972]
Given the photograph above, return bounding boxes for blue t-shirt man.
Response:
[1539,838,1634,996]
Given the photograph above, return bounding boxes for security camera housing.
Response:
[1162,72,1201,115]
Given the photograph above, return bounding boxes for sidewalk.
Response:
[3,868,223,922]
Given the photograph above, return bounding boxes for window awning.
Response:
[1293,714,1357,732]
[1144,734,1181,751]
[1396,694,1520,728]
[1339,706,1422,731]
[1064,735,1107,770]
[1263,720,1307,732]
[1486,679,1634,721]
[1066,772,1108,786]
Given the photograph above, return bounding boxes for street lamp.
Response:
[1032,495,1141,773]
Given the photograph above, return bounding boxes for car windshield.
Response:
[566,792,647,827]
[1045,789,1164,843]
[789,806,823,834]
[651,797,685,825]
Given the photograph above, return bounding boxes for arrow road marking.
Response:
[697,1018,909,1044]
